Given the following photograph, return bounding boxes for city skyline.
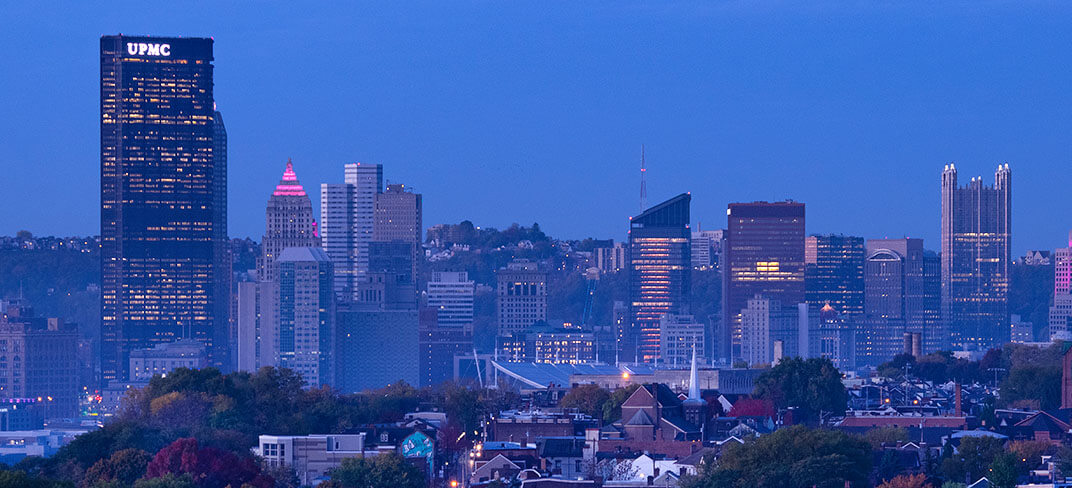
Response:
[1,3,1071,255]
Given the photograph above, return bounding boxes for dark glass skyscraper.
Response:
[805,234,865,316]
[100,36,226,384]
[723,201,805,362]
[627,193,691,363]
[941,163,1012,350]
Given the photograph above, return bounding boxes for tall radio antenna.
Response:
[640,145,647,211]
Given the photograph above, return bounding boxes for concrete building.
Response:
[257,160,318,282]
[497,328,596,364]
[863,238,942,355]
[254,434,370,486]
[0,304,78,419]
[129,340,208,381]
[723,201,805,363]
[335,305,419,393]
[595,242,627,274]
[658,314,705,368]
[276,248,336,387]
[739,296,811,367]
[100,35,229,383]
[236,281,277,373]
[418,307,472,387]
[691,229,724,270]
[427,272,475,330]
[628,194,691,363]
[496,261,548,337]
[320,163,383,297]
[941,163,1012,350]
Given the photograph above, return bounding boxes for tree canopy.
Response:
[753,357,847,424]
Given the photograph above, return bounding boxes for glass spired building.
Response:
[100,36,227,384]
[627,193,691,363]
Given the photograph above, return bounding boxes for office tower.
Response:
[941,164,1012,350]
[374,184,422,243]
[129,340,208,381]
[236,281,274,373]
[258,160,318,281]
[364,241,418,310]
[496,260,548,336]
[346,163,384,281]
[100,36,228,384]
[418,307,472,387]
[320,183,357,294]
[612,301,629,363]
[804,235,865,316]
[213,110,233,371]
[595,242,628,274]
[1050,232,1072,339]
[723,201,805,362]
[658,314,705,368]
[691,230,724,270]
[858,238,942,362]
[1010,315,1033,344]
[816,309,856,372]
[627,193,691,363]
[0,302,79,419]
[427,272,475,330]
[739,296,809,367]
[277,248,336,387]
[335,304,419,393]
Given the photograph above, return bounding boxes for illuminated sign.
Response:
[126,42,171,57]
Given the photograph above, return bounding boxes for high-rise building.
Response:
[1049,232,1072,339]
[418,307,472,387]
[691,230,724,270]
[335,305,419,393]
[496,260,548,336]
[258,160,317,282]
[804,235,864,316]
[277,248,336,387]
[941,164,1012,350]
[658,314,705,368]
[627,193,691,363]
[346,163,383,282]
[739,296,810,367]
[427,272,475,330]
[319,163,383,297]
[497,326,596,364]
[100,36,228,383]
[320,183,357,295]
[0,303,79,419]
[213,110,233,372]
[129,340,208,381]
[374,184,422,243]
[723,201,805,363]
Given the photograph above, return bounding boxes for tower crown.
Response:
[273,158,307,197]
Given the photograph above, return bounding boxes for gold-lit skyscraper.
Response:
[627,193,691,363]
[100,36,226,384]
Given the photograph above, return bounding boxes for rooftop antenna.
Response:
[640,145,647,211]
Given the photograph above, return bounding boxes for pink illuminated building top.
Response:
[273,158,307,196]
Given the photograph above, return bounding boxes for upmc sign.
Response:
[126,42,171,57]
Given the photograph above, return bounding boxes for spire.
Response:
[688,344,700,401]
[640,145,647,211]
[273,158,307,196]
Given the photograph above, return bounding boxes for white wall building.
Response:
[658,314,705,367]
[254,434,370,485]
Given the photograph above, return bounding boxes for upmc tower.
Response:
[100,36,229,384]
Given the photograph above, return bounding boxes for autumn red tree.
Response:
[144,437,273,488]
[727,398,775,417]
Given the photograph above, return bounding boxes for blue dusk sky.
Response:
[1,2,1070,254]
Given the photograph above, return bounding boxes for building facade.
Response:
[0,304,78,419]
[257,160,318,281]
[658,314,705,368]
[941,164,1012,350]
[100,35,228,383]
[595,242,627,274]
[277,248,336,387]
[627,194,691,363]
[723,201,805,363]
[691,230,724,270]
[129,340,208,381]
[804,234,865,316]
[427,272,475,330]
[496,261,548,337]
[319,163,383,297]
[1050,232,1072,339]
[335,305,419,393]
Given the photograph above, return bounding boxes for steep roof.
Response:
[631,193,690,228]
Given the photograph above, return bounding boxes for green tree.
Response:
[940,436,1005,484]
[988,453,1019,488]
[679,425,871,488]
[559,384,610,418]
[1000,364,1061,410]
[864,427,909,449]
[132,474,196,488]
[0,469,69,488]
[753,357,847,424]
[328,453,424,488]
[601,384,641,422]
